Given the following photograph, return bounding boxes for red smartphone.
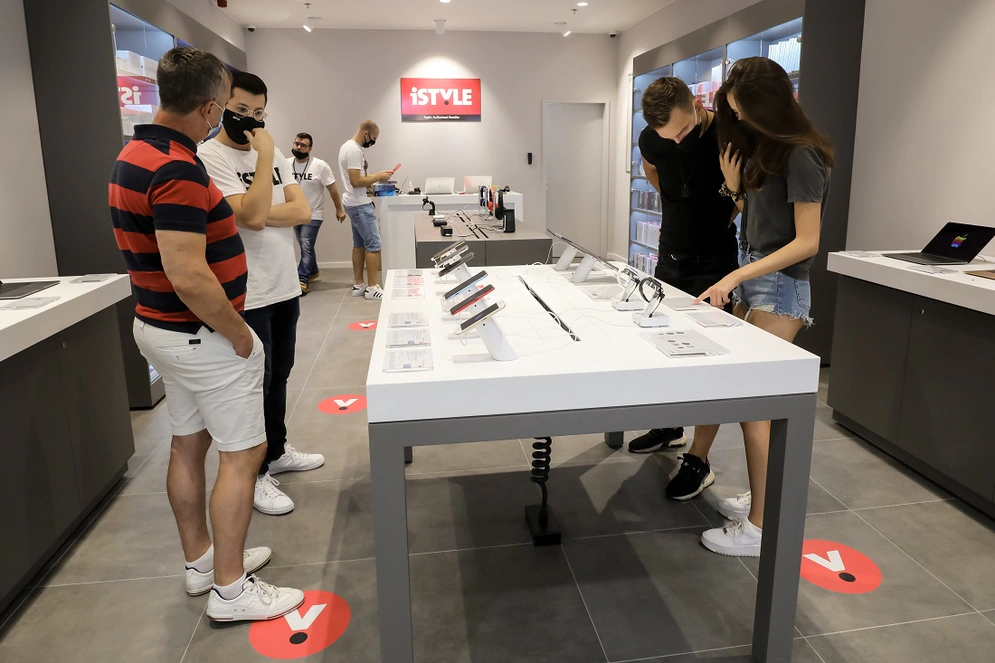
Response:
[450,284,495,316]
[390,163,401,174]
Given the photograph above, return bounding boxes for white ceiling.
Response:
[216,0,675,34]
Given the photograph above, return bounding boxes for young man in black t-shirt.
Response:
[629,77,738,501]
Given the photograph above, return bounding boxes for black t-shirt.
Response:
[638,121,736,259]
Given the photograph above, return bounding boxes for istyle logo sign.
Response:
[348,320,377,331]
[249,590,351,659]
[319,395,367,415]
[401,78,481,122]
[118,75,159,107]
[800,540,882,594]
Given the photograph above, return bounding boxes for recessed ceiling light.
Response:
[303,24,312,32]
[577,2,589,6]
[440,0,451,3]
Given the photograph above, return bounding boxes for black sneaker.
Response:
[628,427,687,453]
[665,453,715,501]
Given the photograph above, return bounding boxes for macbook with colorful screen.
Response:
[885,222,995,265]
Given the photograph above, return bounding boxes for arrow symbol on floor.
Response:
[359,323,375,328]
[285,603,327,631]
[804,549,845,572]
[333,398,358,409]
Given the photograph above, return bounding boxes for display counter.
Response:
[0,276,135,612]
[413,213,550,268]
[377,192,524,270]
[827,251,995,516]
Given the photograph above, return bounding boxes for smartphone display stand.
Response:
[554,246,578,271]
[633,290,670,328]
[612,274,644,311]
[477,318,517,361]
[446,262,472,282]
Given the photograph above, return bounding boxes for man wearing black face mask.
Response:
[624,77,738,502]
[338,120,393,300]
[199,72,326,518]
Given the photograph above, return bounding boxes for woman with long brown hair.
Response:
[693,56,833,556]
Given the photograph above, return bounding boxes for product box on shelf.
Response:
[115,50,142,76]
[141,57,158,80]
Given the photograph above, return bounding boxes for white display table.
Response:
[376,192,524,270]
[366,263,819,663]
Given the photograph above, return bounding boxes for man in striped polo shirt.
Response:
[108,47,303,623]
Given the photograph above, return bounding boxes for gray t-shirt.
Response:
[742,145,831,280]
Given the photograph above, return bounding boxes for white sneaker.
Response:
[350,283,367,297]
[185,546,273,596]
[268,443,325,474]
[364,284,384,301]
[254,472,294,515]
[206,575,305,622]
[701,518,762,557]
[717,491,752,520]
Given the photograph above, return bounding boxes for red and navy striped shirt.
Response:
[109,124,247,334]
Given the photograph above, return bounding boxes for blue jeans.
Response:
[733,249,813,326]
[294,219,321,283]
[346,203,382,252]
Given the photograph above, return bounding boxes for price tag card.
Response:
[1,297,60,310]
[393,275,425,287]
[389,312,428,328]
[384,348,434,372]
[403,270,423,278]
[664,296,712,311]
[840,251,880,258]
[70,274,117,283]
[386,328,431,348]
[393,287,424,299]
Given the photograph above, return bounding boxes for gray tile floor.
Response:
[3,268,995,662]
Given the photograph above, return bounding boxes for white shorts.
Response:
[133,319,266,453]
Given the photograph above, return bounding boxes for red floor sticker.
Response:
[249,590,351,659]
[800,540,882,594]
[319,395,367,415]
[348,320,377,331]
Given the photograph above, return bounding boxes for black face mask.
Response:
[222,109,265,145]
[361,133,376,149]
[291,149,309,160]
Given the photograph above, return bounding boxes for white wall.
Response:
[847,0,995,249]
[246,28,617,265]
[0,0,57,278]
[166,0,246,51]
[610,0,763,260]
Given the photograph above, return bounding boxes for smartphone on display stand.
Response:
[459,301,505,334]
[431,240,467,265]
[444,270,488,300]
[450,283,495,316]
[438,251,475,278]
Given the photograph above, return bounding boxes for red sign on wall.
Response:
[400,78,481,122]
[118,75,159,107]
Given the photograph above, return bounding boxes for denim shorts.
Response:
[733,249,813,325]
[346,203,382,252]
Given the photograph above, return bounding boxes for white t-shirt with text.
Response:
[287,156,335,220]
[338,139,371,207]
[198,141,300,310]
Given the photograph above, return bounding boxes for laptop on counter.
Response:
[424,177,455,195]
[0,279,59,300]
[885,222,995,265]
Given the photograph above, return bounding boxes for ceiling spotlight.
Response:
[555,22,571,37]
[577,2,589,6]
[303,24,312,32]
[440,0,451,3]
[436,19,446,35]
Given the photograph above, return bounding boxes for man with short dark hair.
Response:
[629,77,738,502]
[288,132,345,294]
[199,71,325,517]
[109,46,303,621]
[338,120,393,300]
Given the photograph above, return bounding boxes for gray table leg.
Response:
[404,446,413,464]
[753,397,816,662]
[604,431,624,449]
[371,432,414,662]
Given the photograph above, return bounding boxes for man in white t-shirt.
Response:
[338,120,393,300]
[199,72,325,517]
[288,132,345,295]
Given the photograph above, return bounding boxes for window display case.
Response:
[110,4,174,140]
[628,17,803,272]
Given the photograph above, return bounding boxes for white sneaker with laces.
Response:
[351,283,367,297]
[701,518,762,557]
[268,443,325,475]
[717,491,752,520]
[364,284,384,301]
[185,546,273,596]
[206,575,305,622]
[254,472,294,515]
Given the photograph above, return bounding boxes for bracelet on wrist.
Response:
[719,182,746,202]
